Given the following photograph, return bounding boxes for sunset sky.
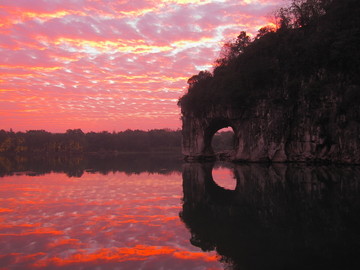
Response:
[0,0,282,132]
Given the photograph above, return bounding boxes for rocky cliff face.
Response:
[182,83,360,164]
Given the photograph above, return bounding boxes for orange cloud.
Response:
[21,10,87,22]
[0,64,61,71]
[45,37,173,54]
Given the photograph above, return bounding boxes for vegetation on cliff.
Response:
[178,0,360,115]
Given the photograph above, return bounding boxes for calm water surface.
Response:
[1,155,360,269]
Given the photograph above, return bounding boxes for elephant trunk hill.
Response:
[179,0,360,164]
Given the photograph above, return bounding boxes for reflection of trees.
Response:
[180,162,360,270]
[0,154,182,177]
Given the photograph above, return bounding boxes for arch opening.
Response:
[203,118,237,159]
[211,126,236,153]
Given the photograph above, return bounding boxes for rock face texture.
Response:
[181,86,360,163]
[179,0,360,164]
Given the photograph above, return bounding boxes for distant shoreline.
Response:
[0,148,182,156]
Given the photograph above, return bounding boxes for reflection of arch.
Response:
[211,163,237,190]
[206,163,238,203]
[181,162,239,206]
[180,162,360,270]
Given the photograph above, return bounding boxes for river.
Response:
[0,154,359,269]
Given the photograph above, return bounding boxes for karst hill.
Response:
[178,0,360,163]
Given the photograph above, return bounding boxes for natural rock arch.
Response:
[181,106,287,162]
[181,93,360,163]
[203,118,237,158]
[182,112,236,161]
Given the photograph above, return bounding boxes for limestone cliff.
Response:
[182,82,360,163]
[180,0,360,163]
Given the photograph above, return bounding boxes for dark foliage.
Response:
[178,0,360,115]
[212,131,235,152]
[0,129,182,154]
[0,129,234,155]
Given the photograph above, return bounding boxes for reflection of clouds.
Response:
[0,227,63,237]
[0,208,13,213]
[212,166,237,190]
[47,238,83,248]
[33,245,218,268]
[0,171,222,269]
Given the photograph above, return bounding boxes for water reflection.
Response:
[0,158,222,270]
[2,157,360,269]
[0,153,182,177]
[180,162,360,270]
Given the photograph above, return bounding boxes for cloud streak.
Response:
[0,0,281,132]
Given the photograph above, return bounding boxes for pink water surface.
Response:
[0,171,223,269]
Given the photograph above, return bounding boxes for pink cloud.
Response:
[0,0,282,132]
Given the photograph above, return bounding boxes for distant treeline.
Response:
[0,128,234,154]
[0,129,182,154]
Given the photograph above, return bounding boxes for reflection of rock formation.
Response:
[180,162,360,270]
